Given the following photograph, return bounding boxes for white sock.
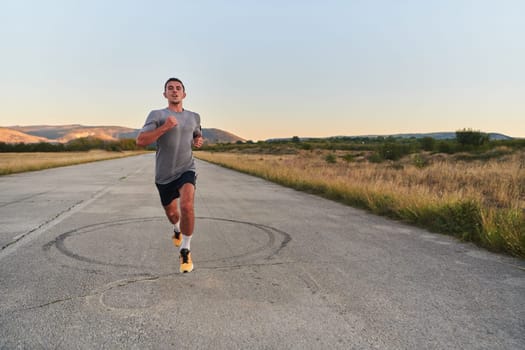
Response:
[173,222,180,233]
[180,234,192,251]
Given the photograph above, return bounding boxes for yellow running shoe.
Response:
[179,248,193,273]
[172,230,182,248]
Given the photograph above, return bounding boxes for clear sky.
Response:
[1,0,524,140]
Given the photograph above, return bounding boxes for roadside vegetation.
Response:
[0,137,148,175]
[196,130,525,258]
[0,150,149,175]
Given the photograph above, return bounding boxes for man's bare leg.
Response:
[179,183,196,237]
[163,199,180,225]
[163,199,182,247]
[178,183,196,273]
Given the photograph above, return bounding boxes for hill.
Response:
[8,125,139,143]
[0,127,50,143]
[362,132,513,140]
[202,128,246,144]
[2,125,245,144]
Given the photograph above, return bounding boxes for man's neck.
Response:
[167,103,183,113]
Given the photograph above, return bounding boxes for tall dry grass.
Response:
[0,150,148,175]
[196,150,525,257]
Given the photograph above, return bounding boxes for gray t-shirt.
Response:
[140,108,202,184]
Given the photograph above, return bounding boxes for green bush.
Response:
[437,141,456,154]
[367,152,384,163]
[325,153,337,164]
[456,129,489,147]
[412,154,430,168]
[341,153,355,162]
[420,137,436,151]
[299,143,312,150]
[379,142,414,160]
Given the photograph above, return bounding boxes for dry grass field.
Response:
[195,149,525,258]
[0,150,149,175]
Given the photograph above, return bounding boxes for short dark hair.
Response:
[164,77,185,92]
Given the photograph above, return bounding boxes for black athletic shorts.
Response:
[155,171,197,206]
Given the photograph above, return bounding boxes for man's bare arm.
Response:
[136,116,178,147]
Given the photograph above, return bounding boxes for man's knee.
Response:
[165,206,180,224]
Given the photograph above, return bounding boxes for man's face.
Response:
[163,81,186,104]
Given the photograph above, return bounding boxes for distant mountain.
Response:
[358,132,513,140]
[8,125,138,143]
[0,127,50,143]
[202,128,245,144]
[2,125,245,144]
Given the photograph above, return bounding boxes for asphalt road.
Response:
[0,153,524,349]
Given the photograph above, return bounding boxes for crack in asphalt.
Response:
[0,191,51,208]
[6,213,295,314]
[0,188,111,260]
[18,274,160,312]
[11,260,296,313]
[0,165,145,258]
[1,199,83,251]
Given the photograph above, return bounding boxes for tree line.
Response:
[201,129,525,161]
[0,137,143,152]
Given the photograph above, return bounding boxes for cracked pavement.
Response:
[1,154,524,349]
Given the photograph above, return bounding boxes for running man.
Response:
[136,77,203,273]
